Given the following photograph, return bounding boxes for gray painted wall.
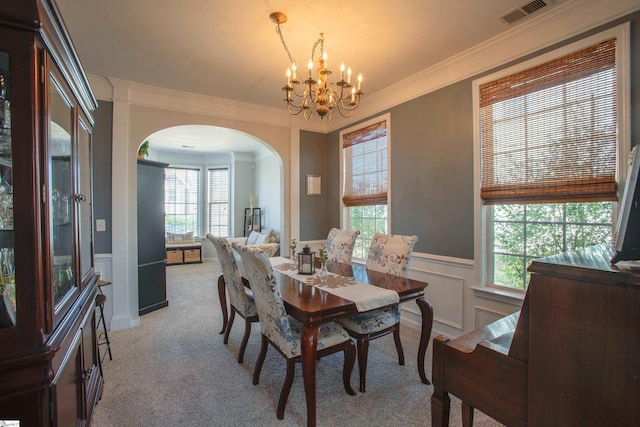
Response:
[390,81,474,258]
[92,100,112,254]
[300,131,329,241]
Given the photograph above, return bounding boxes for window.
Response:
[476,30,628,291]
[165,167,200,235]
[208,168,230,237]
[341,115,389,260]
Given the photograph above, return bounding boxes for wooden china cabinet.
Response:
[0,1,102,425]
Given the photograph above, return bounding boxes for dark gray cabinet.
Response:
[137,159,169,315]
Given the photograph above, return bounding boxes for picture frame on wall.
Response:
[306,175,321,196]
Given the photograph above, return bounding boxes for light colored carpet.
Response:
[91,260,504,427]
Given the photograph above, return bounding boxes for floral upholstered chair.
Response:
[207,234,258,364]
[336,233,418,392]
[325,228,361,264]
[232,242,356,420]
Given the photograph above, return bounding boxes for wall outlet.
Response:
[96,219,106,232]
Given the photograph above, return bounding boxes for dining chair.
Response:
[207,234,258,364]
[336,232,418,392]
[325,228,361,264]
[232,242,356,420]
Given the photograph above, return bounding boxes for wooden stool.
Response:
[96,280,113,377]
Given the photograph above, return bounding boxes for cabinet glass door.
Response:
[78,117,93,283]
[49,75,75,307]
[0,50,15,329]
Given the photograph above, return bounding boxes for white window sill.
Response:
[471,286,525,306]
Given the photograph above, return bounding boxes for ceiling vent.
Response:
[501,0,550,24]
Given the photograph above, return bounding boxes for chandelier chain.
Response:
[275,23,296,67]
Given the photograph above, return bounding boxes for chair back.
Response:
[366,233,418,277]
[207,234,254,315]
[232,242,297,358]
[325,228,360,264]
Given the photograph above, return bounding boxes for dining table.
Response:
[217,257,433,427]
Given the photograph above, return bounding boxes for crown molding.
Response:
[89,75,330,133]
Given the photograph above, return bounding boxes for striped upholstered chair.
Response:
[336,233,418,392]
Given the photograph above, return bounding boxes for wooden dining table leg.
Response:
[416,296,434,384]
[217,274,228,335]
[301,323,320,427]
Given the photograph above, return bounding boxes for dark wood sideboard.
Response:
[0,1,102,425]
[432,244,640,426]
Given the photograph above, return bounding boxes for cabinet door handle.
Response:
[74,194,87,202]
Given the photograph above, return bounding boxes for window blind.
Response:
[208,168,229,237]
[479,38,617,204]
[342,120,388,207]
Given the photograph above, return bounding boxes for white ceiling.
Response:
[55,0,570,153]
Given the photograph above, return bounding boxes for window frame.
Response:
[207,167,231,238]
[164,165,202,237]
[340,113,391,262]
[473,24,631,295]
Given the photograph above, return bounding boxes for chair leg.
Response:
[253,335,268,385]
[462,402,475,427]
[237,318,252,364]
[224,310,235,345]
[393,325,405,366]
[356,336,370,393]
[277,358,296,420]
[342,340,357,396]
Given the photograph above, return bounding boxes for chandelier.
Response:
[270,12,363,120]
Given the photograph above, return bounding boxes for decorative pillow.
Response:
[246,230,261,245]
[255,233,270,245]
[267,229,279,243]
[167,231,195,243]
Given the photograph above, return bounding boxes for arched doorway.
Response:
[137,124,284,257]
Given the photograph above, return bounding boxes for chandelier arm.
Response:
[310,35,324,62]
[291,84,308,99]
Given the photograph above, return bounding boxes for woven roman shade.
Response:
[479,38,618,204]
[342,120,388,207]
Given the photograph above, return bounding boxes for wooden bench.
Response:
[165,241,202,265]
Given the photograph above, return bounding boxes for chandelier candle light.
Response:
[270,11,363,120]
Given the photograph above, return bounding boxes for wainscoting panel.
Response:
[403,252,475,338]
[411,268,464,330]
[475,306,511,329]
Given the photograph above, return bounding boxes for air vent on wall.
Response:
[501,0,549,24]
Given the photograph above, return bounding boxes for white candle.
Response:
[357,73,362,91]
[286,68,291,86]
[340,63,345,80]
[347,67,352,84]
[351,87,355,103]
[292,63,297,80]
